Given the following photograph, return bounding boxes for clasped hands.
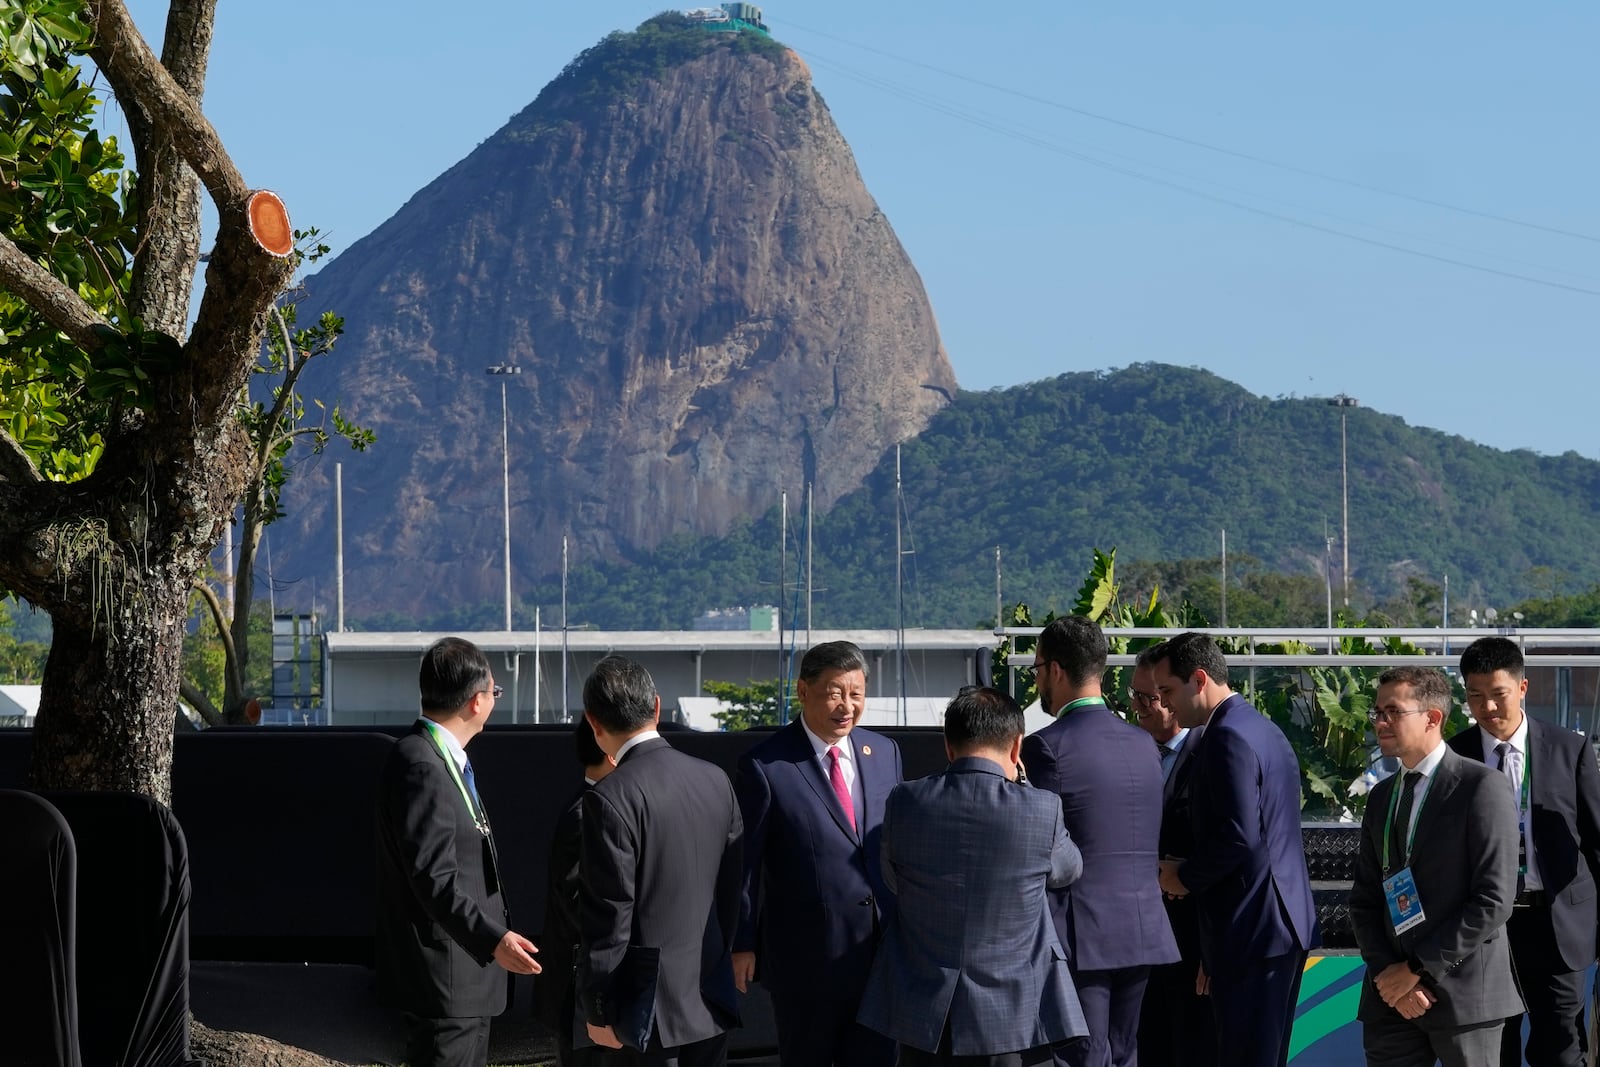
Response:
[1373,961,1436,1020]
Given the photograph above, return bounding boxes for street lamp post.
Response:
[1328,394,1359,607]
[486,365,522,631]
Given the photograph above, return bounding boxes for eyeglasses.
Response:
[1367,707,1421,724]
[1032,658,1050,674]
[1128,689,1161,707]
[486,684,504,699]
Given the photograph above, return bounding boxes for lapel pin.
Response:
[862,745,872,756]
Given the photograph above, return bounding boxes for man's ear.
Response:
[1008,732,1024,769]
[652,695,661,725]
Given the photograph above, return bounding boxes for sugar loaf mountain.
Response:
[276,13,1600,629]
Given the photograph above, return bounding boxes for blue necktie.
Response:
[462,759,485,818]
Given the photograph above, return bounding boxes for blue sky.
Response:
[118,1,1600,458]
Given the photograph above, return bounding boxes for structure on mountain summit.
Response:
[686,3,769,34]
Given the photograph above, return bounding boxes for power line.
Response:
[775,18,1600,246]
[795,49,1600,299]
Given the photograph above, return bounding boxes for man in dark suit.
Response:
[375,637,542,1067]
[535,718,622,1067]
[1151,632,1317,1067]
[579,656,743,1067]
[1021,618,1179,1067]
[1352,665,1523,1066]
[1131,648,1214,1067]
[1447,637,1600,1067]
[859,686,1088,1065]
[733,640,904,1066]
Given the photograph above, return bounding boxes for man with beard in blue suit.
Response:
[734,640,904,1066]
[1152,632,1317,1067]
[1022,616,1179,1067]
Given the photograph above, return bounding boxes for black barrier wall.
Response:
[0,726,953,962]
[0,726,1359,961]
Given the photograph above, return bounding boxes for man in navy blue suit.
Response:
[1151,632,1317,1067]
[1022,617,1179,1067]
[734,640,904,1066]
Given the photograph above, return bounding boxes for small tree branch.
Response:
[86,0,248,207]
[0,236,113,354]
[179,679,224,727]
[192,577,245,699]
[0,426,44,485]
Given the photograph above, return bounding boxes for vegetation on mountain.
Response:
[499,364,1600,633]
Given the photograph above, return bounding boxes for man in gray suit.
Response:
[859,686,1088,1066]
[1351,665,1523,1067]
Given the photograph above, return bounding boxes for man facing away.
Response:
[859,686,1088,1065]
[1021,617,1178,1067]
[1150,632,1317,1067]
[1446,637,1600,1067]
[1131,646,1215,1067]
[579,656,743,1067]
[534,717,622,1067]
[733,640,904,1066]
[1351,666,1522,1067]
[375,636,541,1067]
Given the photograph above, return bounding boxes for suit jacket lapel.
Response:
[1410,747,1463,849]
[788,722,859,842]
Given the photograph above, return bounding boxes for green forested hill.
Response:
[392,363,1600,632]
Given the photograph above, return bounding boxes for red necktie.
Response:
[828,745,857,833]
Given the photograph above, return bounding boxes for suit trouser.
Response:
[900,1016,1052,1067]
[1137,957,1217,1067]
[1207,950,1306,1067]
[1503,903,1587,1067]
[1054,965,1150,1067]
[613,1031,727,1067]
[1363,1013,1503,1067]
[772,987,897,1066]
[401,1011,492,1067]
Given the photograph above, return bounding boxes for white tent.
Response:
[0,684,41,726]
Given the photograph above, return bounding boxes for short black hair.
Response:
[944,686,1025,753]
[1146,632,1227,687]
[583,655,659,734]
[419,637,491,715]
[1459,636,1524,681]
[1377,665,1452,715]
[799,640,868,683]
[573,715,607,769]
[1035,616,1107,687]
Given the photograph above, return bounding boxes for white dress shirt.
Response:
[1481,718,1541,891]
[801,718,864,824]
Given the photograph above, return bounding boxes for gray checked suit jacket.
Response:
[1350,744,1524,1032]
[856,757,1088,1056]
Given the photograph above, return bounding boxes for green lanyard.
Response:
[1381,766,1435,872]
[1505,740,1530,815]
[1056,696,1106,718]
[420,719,489,834]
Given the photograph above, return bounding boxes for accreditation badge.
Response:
[1384,867,1425,935]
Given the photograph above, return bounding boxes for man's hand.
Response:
[1373,961,1420,1007]
[732,951,756,993]
[1158,858,1188,899]
[1195,963,1210,997]
[1394,987,1435,1020]
[588,1023,624,1049]
[493,931,541,974]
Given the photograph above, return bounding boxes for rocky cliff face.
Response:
[277,19,956,618]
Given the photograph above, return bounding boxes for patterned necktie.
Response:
[1496,742,1527,894]
[828,746,857,833]
[1393,771,1423,866]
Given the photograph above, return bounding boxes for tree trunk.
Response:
[29,568,190,808]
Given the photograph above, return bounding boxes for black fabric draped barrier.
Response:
[0,789,81,1067]
[40,791,202,1067]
